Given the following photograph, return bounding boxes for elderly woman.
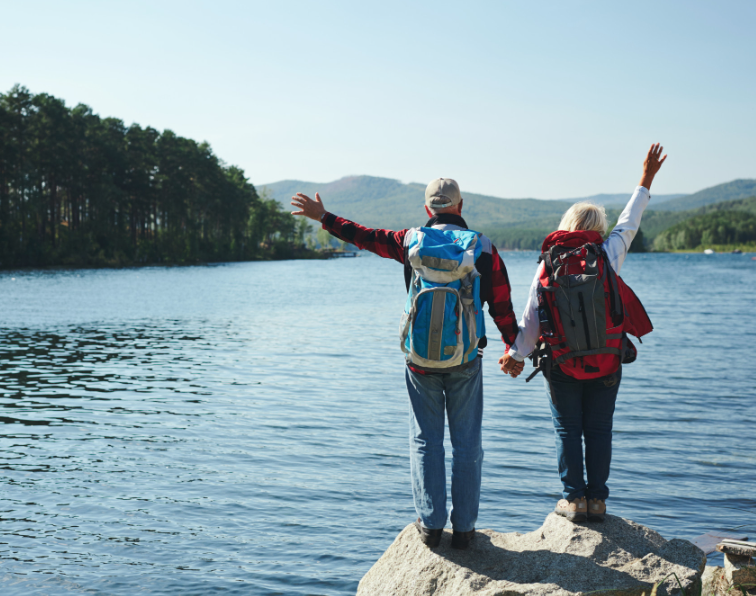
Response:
[499,144,667,522]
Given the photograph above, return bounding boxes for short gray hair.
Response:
[558,202,608,235]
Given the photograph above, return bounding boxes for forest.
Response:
[652,210,756,251]
[0,85,314,268]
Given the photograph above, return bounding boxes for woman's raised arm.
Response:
[604,143,667,273]
[639,143,667,192]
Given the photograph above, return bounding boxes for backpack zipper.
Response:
[578,292,592,350]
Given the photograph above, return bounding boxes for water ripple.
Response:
[0,255,754,594]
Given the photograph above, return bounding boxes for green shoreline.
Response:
[663,244,756,254]
[0,248,327,272]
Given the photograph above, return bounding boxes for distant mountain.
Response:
[262,176,569,235]
[649,179,756,212]
[262,175,756,250]
[261,176,676,232]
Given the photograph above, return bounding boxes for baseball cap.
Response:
[425,178,462,210]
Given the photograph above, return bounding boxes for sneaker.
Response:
[555,497,587,522]
[451,529,475,550]
[414,518,442,548]
[587,499,606,522]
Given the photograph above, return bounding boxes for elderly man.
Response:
[291,179,521,549]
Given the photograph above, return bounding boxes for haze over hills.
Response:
[263,176,756,249]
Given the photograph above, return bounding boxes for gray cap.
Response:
[425,178,462,210]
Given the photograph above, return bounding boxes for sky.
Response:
[1,0,754,198]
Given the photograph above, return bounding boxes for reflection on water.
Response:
[0,255,755,595]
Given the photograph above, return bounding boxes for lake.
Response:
[1,252,754,595]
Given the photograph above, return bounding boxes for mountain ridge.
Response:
[265,175,756,211]
[646,179,756,211]
[263,175,756,249]
[262,175,685,206]
[263,176,572,235]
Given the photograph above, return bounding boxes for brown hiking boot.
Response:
[587,499,606,522]
[555,497,587,522]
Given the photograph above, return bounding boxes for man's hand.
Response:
[638,143,667,191]
[498,353,525,378]
[291,192,326,222]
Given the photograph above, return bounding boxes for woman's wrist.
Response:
[638,174,654,191]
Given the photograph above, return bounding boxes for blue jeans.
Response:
[405,358,483,532]
[544,365,621,501]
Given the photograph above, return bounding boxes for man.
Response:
[291,179,523,549]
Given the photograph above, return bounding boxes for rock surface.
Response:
[357,513,705,596]
[725,553,756,588]
[701,565,724,595]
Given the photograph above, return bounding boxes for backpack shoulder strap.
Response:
[538,251,551,276]
[601,247,623,317]
[578,243,600,276]
[476,233,492,254]
[403,227,419,248]
[539,245,564,278]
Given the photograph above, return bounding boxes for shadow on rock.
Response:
[441,532,648,590]
[357,513,706,596]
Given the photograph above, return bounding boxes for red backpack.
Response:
[526,230,653,382]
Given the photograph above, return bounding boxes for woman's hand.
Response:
[638,143,667,191]
[291,192,326,221]
[498,353,525,378]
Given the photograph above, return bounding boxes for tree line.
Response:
[0,85,314,268]
[652,210,756,251]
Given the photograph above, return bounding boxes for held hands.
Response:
[498,353,525,378]
[638,143,668,191]
[291,192,327,222]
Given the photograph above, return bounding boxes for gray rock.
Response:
[724,553,756,587]
[357,513,706,596]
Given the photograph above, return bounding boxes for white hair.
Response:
[558,202,608,235]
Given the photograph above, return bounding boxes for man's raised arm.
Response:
[291,192,407,263]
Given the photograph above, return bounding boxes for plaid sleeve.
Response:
[322,213,407,263]
[482,245,519,346]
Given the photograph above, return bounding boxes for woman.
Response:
[499,143,667,522]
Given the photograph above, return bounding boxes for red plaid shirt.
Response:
[321,212,519,349]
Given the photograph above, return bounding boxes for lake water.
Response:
[1,252,755,595]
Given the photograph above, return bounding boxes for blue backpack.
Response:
[400,227,485,368]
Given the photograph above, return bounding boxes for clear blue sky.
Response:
[1,0,754,198]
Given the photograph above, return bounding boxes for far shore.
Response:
[0,249,327,273]
[665,246,755,254]
[3,246,754,274]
